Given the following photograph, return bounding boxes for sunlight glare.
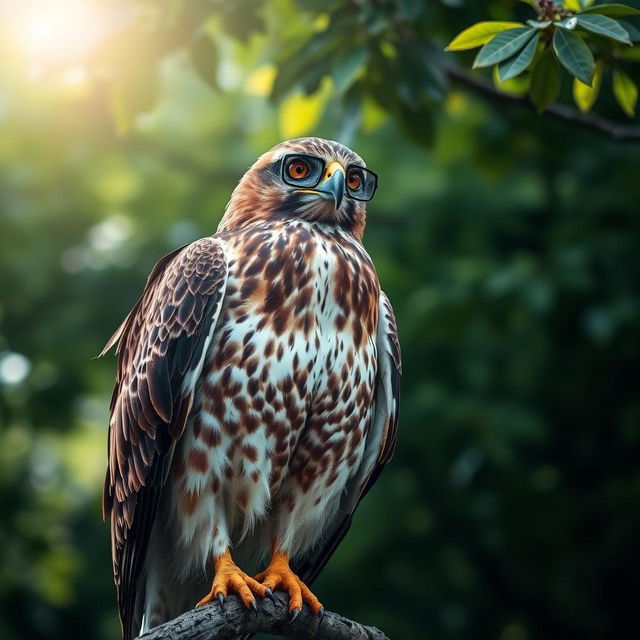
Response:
[2,0,107,65]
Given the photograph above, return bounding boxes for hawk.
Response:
[102,137,401,639]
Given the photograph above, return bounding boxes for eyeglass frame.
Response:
[280,153,378,202]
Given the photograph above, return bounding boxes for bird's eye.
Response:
[286,159,311,180]
[347,170,362,191]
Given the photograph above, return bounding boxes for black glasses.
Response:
[281,154,378,201]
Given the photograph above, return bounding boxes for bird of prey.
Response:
[102,137,401,639]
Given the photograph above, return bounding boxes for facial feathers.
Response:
[218,137,370,240]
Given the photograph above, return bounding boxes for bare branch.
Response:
[138,592,390,640]
[445,64,640,144]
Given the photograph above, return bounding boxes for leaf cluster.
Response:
[447,1,640,114]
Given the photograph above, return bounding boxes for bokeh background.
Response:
[1,1,640,639]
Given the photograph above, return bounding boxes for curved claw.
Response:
[265,588,276,603]
[254,551,323,616]
[197,552,266,611]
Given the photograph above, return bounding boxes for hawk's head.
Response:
[219,137,377,240]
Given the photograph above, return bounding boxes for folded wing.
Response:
[102,238,228,640]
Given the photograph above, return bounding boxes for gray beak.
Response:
[316,168,345,210]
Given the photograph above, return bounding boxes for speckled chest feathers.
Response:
[168,219,380,573]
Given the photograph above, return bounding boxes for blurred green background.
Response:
[1,1,639,639]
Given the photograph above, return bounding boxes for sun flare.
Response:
[2,0,108,66]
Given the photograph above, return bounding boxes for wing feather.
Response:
[102,237,228,640]
[294,291,401,585]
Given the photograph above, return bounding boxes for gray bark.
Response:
[138,592,390,640]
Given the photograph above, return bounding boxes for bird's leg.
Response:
[254,549,324,618]
[196,550,268,610]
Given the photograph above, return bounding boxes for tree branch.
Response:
[445,64,640,144]
[138,592,390,640]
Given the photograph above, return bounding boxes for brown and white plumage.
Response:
[102,137,401,640]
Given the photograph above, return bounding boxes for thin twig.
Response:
[138,592,390,640]
[445,64,640,144]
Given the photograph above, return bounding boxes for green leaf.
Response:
[557,17,579,30]
[445,21,524,51]
[527,20,552,29]
[498,32,540,81]
[493,65,530,96]
[332,45,367,94]
[612,69,638,116]
[530,51,562,111]
[270,15,357,102]
[579,3,640,16]
[553,28,595,85]
[189,33,220,90]
[567,0,598,9]
[473,28,536,68]
[573,60,603,111]
[576,14,632,43]
[279,77,332,138]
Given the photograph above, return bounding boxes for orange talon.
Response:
[196,550,267,609]
[254,550,323,615]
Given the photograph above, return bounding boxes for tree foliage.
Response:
[448,1,640,115]
[0,1,639,639]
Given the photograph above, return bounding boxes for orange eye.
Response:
[287,159,310,180]
[347,170,362,191]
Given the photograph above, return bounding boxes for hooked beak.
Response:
[296,161,345,210]
[316,164,345,210]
